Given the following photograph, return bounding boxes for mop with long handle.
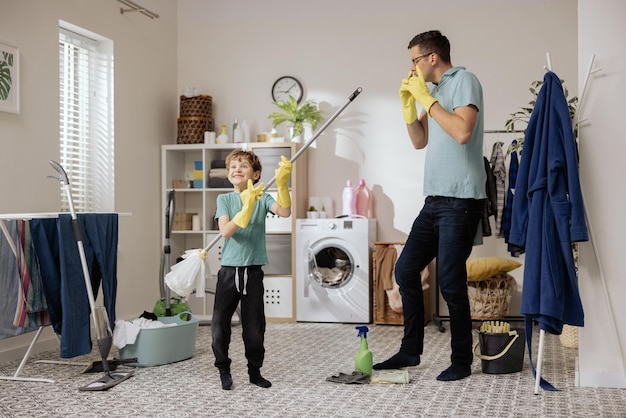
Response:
[165,87,362,297]
[48,160,134,391]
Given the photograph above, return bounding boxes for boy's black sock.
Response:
[436,364,471,381]
[373,352,420,370]
[249,370,272,388]
[220,372,233,390]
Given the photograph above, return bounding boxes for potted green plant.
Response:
[268,96,322,142]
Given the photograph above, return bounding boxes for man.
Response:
[374,30,485,381]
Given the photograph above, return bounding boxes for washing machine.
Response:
[296,217,376,323]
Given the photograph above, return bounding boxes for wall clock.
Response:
[271,76,303,103]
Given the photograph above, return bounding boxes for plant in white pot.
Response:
[268,97,322,143]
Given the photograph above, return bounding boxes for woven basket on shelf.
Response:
[467,274,514,320]
[180,95,212,118]
[177,117,213,144]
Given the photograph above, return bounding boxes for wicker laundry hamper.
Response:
[560,324,579,348]
[467,273,515,320]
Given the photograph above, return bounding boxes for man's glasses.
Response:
[412,52,434,66]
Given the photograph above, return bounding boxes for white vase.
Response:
[289,127,302,143]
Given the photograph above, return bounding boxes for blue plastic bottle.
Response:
[354,325,373,375]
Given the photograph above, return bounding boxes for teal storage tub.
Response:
[118,312,199,367]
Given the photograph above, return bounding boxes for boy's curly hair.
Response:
[225,149,263,184]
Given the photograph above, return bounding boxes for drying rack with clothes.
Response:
[0,212,129,383]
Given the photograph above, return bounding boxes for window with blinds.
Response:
[58,23,114,212]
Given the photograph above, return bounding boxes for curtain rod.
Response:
[485,130,524,134]
[118,0,159,19]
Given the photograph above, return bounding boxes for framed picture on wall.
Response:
[0,41,19,114]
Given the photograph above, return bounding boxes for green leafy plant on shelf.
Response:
[268,96,322,138]
[505,78,578,156]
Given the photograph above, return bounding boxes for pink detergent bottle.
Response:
[354,179,373,218]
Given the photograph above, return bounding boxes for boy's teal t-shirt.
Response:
[215,191,275,267]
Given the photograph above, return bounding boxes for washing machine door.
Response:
[299,236,370,323]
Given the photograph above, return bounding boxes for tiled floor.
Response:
[1,321,625,417]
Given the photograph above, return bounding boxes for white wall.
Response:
[577,0,626,388]
[177,0,577,320]
[8,2,621,390]
[0,0,177,357]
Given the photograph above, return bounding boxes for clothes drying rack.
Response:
[529,52,622,395]
[0,212,131,384]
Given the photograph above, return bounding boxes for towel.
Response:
[326,371,370,384]
[371,370,410,384]
[113,317,177,349]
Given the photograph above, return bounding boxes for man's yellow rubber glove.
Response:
[399,71,418,124]
[274,155,292,208]
[232,179,264,228]
[400,68,438,116]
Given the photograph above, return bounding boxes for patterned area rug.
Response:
[1,321,625,417]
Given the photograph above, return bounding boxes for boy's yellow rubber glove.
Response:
[232,179,264,228]
[400,68,438,116]
[274,155,292,208]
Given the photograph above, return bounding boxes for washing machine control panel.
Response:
[326,219,356,231]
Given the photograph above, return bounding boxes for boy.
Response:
[211,149,292,390]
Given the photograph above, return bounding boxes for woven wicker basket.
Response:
[177,117,213,144]
[180,95,212,118]
[560,324,579,348]
[467,274,514,320]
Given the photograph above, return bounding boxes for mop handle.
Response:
[49,160,103,341]
[202,86,363,252]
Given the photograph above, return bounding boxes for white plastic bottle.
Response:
[233,118,243,143]
[354,178,373,218]
[342,180,356,217]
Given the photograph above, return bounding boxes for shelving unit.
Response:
[161,142,307,322]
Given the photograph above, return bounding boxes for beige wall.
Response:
[12,2,626,390]
[177,0,577,322]
[0,0,177,356]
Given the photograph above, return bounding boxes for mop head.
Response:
[165,248,208,298]
[79,370,134,391]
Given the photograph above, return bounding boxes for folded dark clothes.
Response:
[208,178,232,188]
[325,371,370,384]
[209,168,228,178]
[211,159,226,169]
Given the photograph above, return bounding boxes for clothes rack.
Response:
[529,53,617,395]
[0,212,131,384]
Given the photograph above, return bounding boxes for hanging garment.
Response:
[490,141,506,237]
[0,220,42,339]
[14,220,50,328]
[509,71,588,335]
[30,213,119,358]
[502,141,523,256]
[481,156,497,237]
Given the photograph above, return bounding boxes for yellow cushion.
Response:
[466,257,522,281]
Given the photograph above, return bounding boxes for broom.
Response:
[165,87,363,298]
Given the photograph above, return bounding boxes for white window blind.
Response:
[59,24,114,212]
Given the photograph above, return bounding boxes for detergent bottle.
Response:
[354,178,373,218]
[342,179,356,217]
[354,325,373,375]
[217,124,229,144]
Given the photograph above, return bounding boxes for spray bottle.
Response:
[354,325,373,375]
